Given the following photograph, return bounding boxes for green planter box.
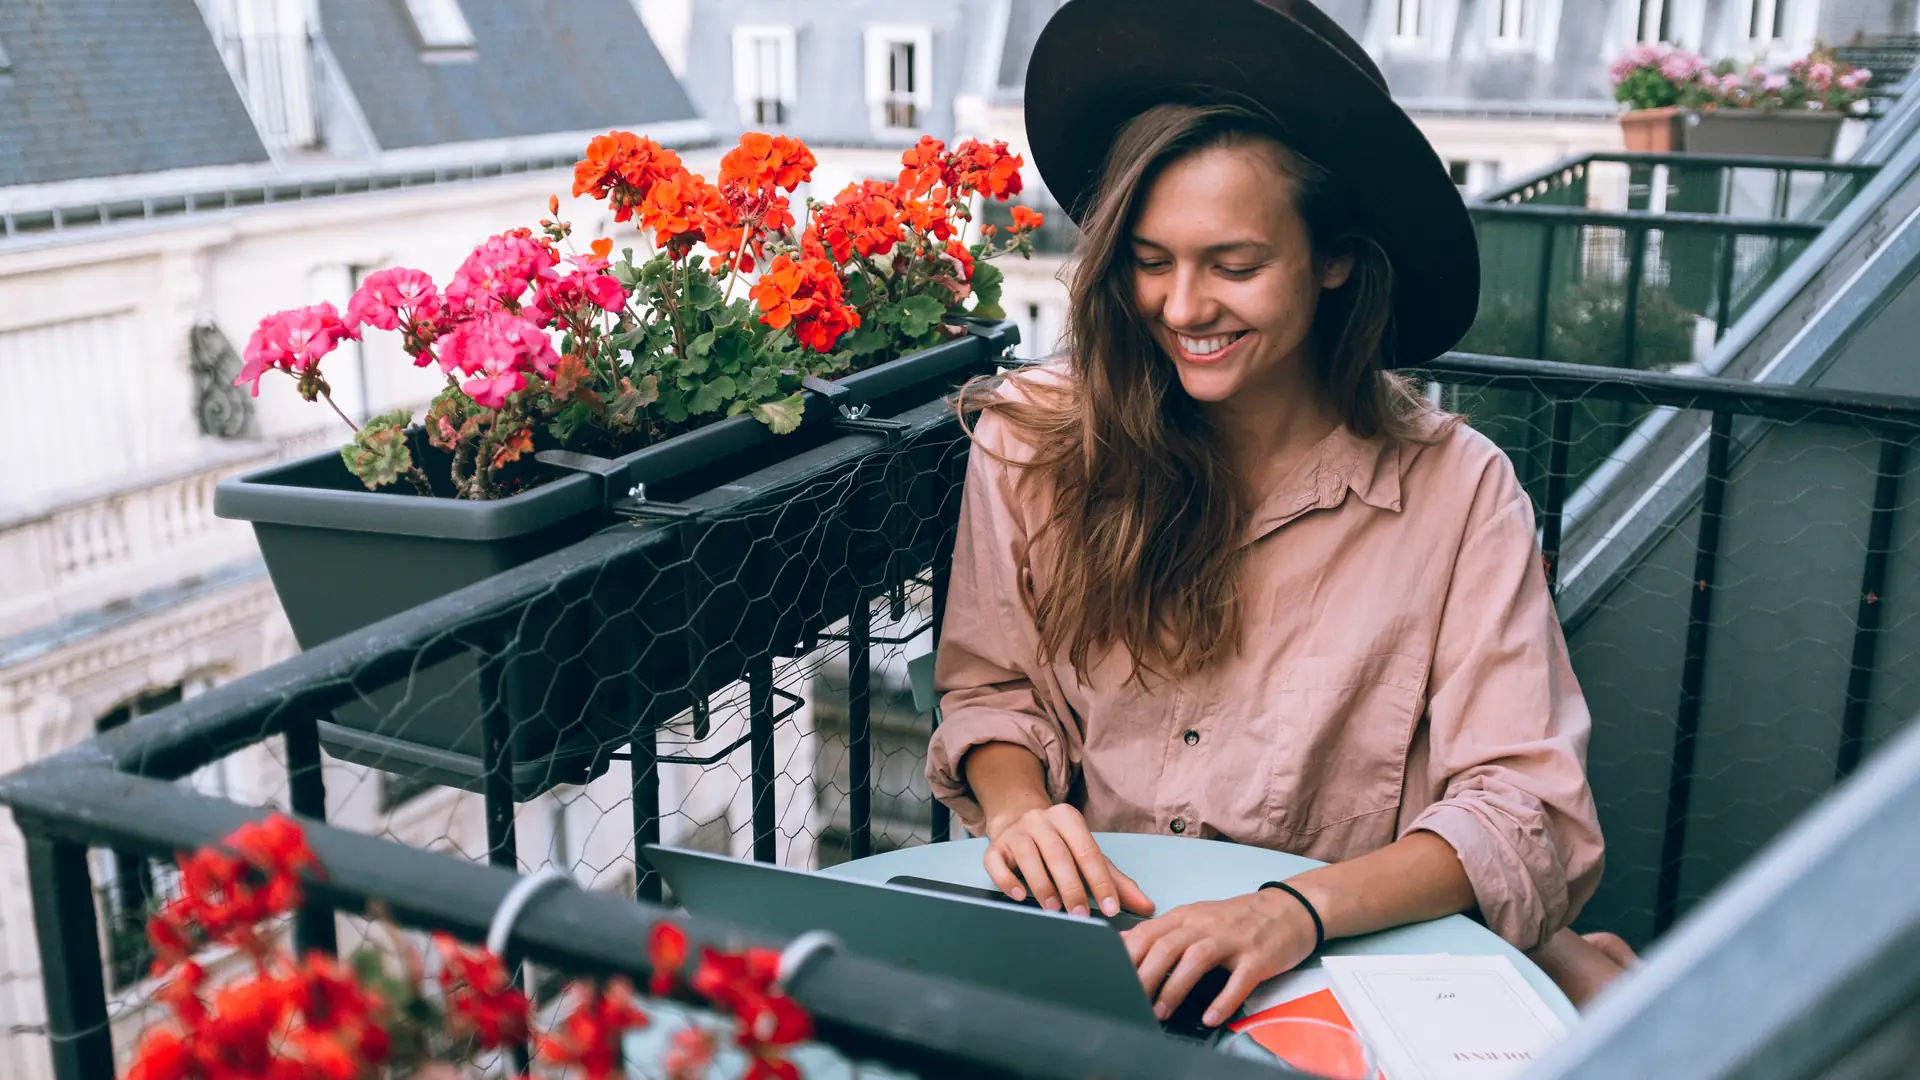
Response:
[214,322,1017,798]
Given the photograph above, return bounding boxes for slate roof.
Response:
[0,0,270,187]
[317,0,698,151]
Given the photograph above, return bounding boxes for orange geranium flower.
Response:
[750,254,860,352]
[720,132,818,195]
[1011,204,1046,232]
[811,180,904,263]
[897,135,955,197]
[900,186,956,242]
[640,170,733,249]
[953,138,1025,200]
[573,131,685,222]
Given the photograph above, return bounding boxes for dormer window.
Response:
[865,25,933,136]
[732,25,797,126]
[402,0,476,60]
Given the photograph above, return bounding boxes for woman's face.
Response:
[1128,143,1352,408]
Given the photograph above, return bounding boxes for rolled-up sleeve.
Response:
[1404,457,1605,950]
[924,410,1081,835]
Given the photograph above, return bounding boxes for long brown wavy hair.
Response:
[961,101,1448,684]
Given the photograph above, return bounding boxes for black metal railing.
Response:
[2,355,1917,1076]
[1462,152,1881,513]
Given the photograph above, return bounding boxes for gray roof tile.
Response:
[0,0,270,187]
[318,0,699,150]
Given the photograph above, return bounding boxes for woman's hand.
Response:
[1122,888,1319,1028]
[982,803,1155,919]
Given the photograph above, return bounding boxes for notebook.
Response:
[1317,955,1567,1080]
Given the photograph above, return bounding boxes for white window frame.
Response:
[1729,0,1812,58]
[1486,0,1538,51]
[1636,0,1671,42]
[864,24,934,136]
[402,0,476,57]
[731,25,797,127]
[1391,0,1426,46]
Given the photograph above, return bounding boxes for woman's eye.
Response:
[1218,265,1262,279]
[1134,258,1172,273]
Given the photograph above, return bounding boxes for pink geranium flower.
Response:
[436,313,560,407]
[443,234,559,318]
[235,303,354,396]
[346,268,440,334]
[530,263,630,329]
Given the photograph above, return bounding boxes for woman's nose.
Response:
[1160,269,1213,329]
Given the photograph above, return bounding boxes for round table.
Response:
[822,832,1579,1026]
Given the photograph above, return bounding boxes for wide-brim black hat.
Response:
[1025,0,1479,368]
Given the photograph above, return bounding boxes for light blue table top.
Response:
[822,832,1579,1026]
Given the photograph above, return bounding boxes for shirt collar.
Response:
[1246,425,1404,543]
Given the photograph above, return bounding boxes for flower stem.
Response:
[320,388,361,433]
[404,464,435,498]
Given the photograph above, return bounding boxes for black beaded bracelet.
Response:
[1259,880,1326,953]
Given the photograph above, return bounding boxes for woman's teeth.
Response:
[1176,332,1244,356]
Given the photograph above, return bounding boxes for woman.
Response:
[926,0,1633,1029]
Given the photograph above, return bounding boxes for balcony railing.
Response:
[1462,151,1883,513]
[1,354,1915,1077]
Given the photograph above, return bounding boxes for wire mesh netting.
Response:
[8,356,1920,1077]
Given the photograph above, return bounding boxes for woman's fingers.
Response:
[1152,941,1224,1021]
[1107,860,1157,917]
[1203,964,1264,1028]
[1029,826,1091,916]
[1134,928,1194,1014]
[1003,832,1058,910]
[982,843,1027,902]
[1044,807,1114,916]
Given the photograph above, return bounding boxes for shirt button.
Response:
[1169,818,1186,834]
[1183,729,1200,746]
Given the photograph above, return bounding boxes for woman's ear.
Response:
[1320,251,1356,291]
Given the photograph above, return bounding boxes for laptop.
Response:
[642,844,1231,1044]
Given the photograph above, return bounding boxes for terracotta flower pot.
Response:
[1619,107,1846,159]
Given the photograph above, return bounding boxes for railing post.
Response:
[1714,230,1739,340]
[1540,399,1575,595]
[1621,224,1648,371]
[632,723,662,903]
[478,637,517,872]
[284,712,337,956]
[1657,410,1733,933]
[848,593,874,861]
[1838,436,1908,781]
[23,832,114,1080]
[749,656,777,863]
[928,553,953,845]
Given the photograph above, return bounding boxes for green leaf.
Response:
[749,392,807,434]
[687,273,725,312]
[970,260,1005,314]
[897,294,947,338]
[688,330,716,358]
[686,374,738,414]
[844,325,889,358]
[340,410,415,491]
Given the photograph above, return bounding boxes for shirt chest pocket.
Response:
[1249,652,1428,844]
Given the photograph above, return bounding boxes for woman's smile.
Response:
[1169,328,1252,365]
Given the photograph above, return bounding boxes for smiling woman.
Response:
[928,0,1632,1035]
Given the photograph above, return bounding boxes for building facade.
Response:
[0,1,705,1074]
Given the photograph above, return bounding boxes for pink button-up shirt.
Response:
[925,378,1605,950]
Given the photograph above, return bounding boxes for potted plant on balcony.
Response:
[1611,44,1871,158]
[213,130,1040,794]
[123,814,813,1080]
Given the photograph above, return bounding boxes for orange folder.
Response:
[1228,989,1383,1079]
